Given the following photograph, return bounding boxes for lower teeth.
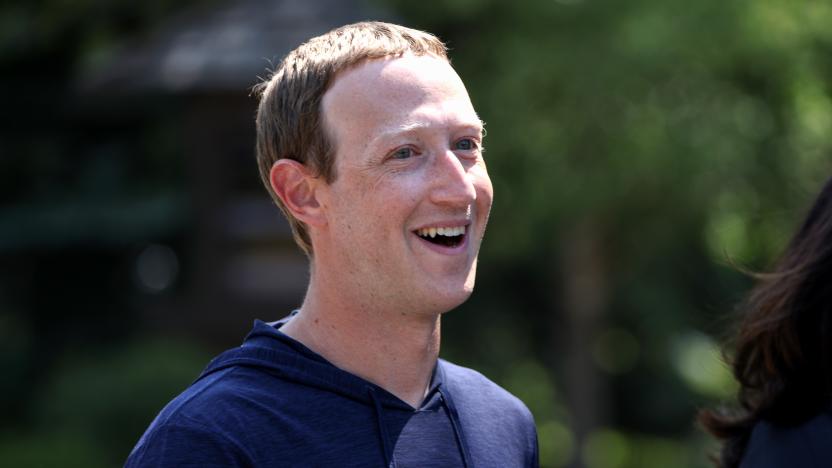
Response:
[422,235,462,247]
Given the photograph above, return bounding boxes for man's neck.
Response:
[279,283,441,408]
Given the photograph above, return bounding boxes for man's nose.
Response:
[428,149,478,207]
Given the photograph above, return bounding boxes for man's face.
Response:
[316,54,493,315]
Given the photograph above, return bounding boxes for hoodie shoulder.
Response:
[439,359,532,417]
[438,359,539,467]
[126,366,260,466]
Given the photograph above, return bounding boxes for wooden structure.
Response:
[80,0,392,345]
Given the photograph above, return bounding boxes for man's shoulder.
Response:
[438,359,539,466]
[126,366,260,466]
[127,361,313,466]
[438,358,534,422]
[141,365,270,431]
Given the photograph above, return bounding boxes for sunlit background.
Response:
[3,0,832,467]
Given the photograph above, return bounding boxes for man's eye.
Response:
[391,147,415,159]
[454,138,477,151]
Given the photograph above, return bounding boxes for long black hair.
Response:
[699,176,832,467]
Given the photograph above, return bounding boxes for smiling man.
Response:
[126,22,538,467]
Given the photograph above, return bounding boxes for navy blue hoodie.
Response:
[126,318,538,467]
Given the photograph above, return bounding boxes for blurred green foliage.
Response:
[3,339,209,467]
[3,0,832,467]
[33,340,210,462]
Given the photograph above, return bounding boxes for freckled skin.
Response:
[313,54,494,318]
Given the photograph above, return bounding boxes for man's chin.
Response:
[434,285,475,315]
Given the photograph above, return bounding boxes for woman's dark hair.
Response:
[699,176,832,467]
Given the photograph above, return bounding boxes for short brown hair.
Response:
[254,21,448,255]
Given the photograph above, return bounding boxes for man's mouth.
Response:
[415,225,467,248]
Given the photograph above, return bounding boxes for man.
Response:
[127,21,538,467]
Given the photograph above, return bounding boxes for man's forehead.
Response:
[321,54,479,142]
[328,101,483,149]
[324,55,468,107]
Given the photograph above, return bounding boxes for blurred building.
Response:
[77,0,392,345]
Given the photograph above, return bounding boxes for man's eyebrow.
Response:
[375,120,486,139]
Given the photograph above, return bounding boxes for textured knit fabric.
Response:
[740,408,832,468]
[126,317,539,467]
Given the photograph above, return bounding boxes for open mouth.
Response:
[414,226,466,248]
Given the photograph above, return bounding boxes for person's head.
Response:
[254,21,448,256]
[256,22,493,315]
[700,175,832,467]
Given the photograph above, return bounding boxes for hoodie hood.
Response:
[194,317,471,468]
[198,318,440,410]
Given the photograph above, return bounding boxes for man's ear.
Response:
[269,159,326,227]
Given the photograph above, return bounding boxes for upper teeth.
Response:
[416,226,466,238]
